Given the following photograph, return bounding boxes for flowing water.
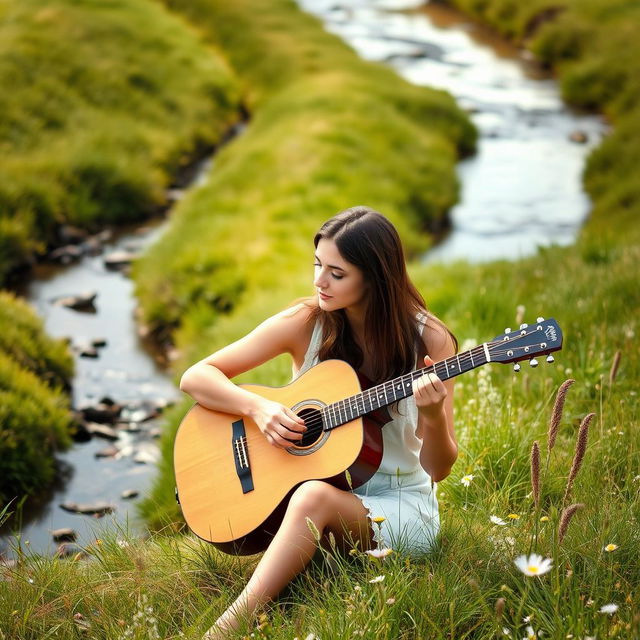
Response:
[298,0,607,262]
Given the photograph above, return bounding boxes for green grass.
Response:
[0,291,74,505]
[2,0,640,637]
[0,0,240,282]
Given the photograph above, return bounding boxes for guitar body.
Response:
[174,359,384,555]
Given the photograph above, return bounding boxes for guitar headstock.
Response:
[488,318,562,371]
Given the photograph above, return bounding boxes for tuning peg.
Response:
[505,327,512,334]
[520,323,528,329]
[529,358,539,368]
[537,316,545,322]
[546,355,555,363]
[513,363,521,372]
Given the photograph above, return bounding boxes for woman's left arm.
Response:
[413,323,458,482]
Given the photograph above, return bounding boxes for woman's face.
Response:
[313,238,367,313]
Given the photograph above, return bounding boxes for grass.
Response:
[0,291,74,505]
[2,363,638,638]
[2,0,640,638]
[0,0,240,283]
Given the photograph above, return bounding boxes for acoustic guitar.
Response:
[174,318,562,554]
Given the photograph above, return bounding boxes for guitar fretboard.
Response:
[321,344,489,430]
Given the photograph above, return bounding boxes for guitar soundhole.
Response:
[292,407,324,448]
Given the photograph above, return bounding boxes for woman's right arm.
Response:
[179,305,311,448]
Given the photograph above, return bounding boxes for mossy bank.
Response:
[0,0,239,282]
[0,291,73,505]
[0,0,240,506]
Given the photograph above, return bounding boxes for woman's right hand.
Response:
[249,397,306,448]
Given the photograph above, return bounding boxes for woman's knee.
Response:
[287,480,335,519]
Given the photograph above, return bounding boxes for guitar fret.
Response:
[324,343,491,430]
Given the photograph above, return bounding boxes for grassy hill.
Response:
[0,0,240,282]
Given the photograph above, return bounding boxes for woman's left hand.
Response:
[413,355,447,420]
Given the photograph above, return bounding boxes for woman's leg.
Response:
[204,480,373,638]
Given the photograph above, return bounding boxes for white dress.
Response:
[292,315,440,555]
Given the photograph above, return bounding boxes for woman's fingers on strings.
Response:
[285,408,306,430]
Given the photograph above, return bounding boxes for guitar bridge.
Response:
[232,419,254,494]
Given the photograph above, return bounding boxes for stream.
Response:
[299,0,607,262]
[1,1,607,558]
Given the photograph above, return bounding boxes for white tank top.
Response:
[292,313,429,476]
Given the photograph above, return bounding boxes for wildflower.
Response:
[586,599,594,607]
[599,603,618,615]
[369,575,385,583]
[523,615,532,623]
[523,626,537,640]
[386,597,396,605]
[540,516,549,522]
[460,474,474,487]
[491,515,507,526]
[507,513,520,520]
[365,548,393,559]
[514,553,553,577]
[371,516,386,524]
[604,543,618,552]
[502,628,511,636]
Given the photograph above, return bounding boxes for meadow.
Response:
[1,0,639,638]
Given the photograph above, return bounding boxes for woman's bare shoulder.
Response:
[269,301,317,354]
[420,311,456,359]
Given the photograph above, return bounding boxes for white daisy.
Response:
[368,575,385,584]
[461,474,475,487]
[491,515,507,526]
[599,603,618,615]
[365,548,393,559]
[514,553,553,577]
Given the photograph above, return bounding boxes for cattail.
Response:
[609,350,621,385]
[563,413,594,505]
[530,441,541,509]
[558,503,585,543]
[495,597,505,620]
[548,379,575,452]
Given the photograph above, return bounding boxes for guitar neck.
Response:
[322,343,490,430]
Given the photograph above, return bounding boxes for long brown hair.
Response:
[309,206,453,384]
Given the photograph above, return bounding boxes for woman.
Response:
[180,206,459,638]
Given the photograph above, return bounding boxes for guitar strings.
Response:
[277,325,552,443]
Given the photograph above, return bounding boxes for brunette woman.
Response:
[180,206,458,638]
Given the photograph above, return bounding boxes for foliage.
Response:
[0,0,240,282]
[0,291,74,505]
